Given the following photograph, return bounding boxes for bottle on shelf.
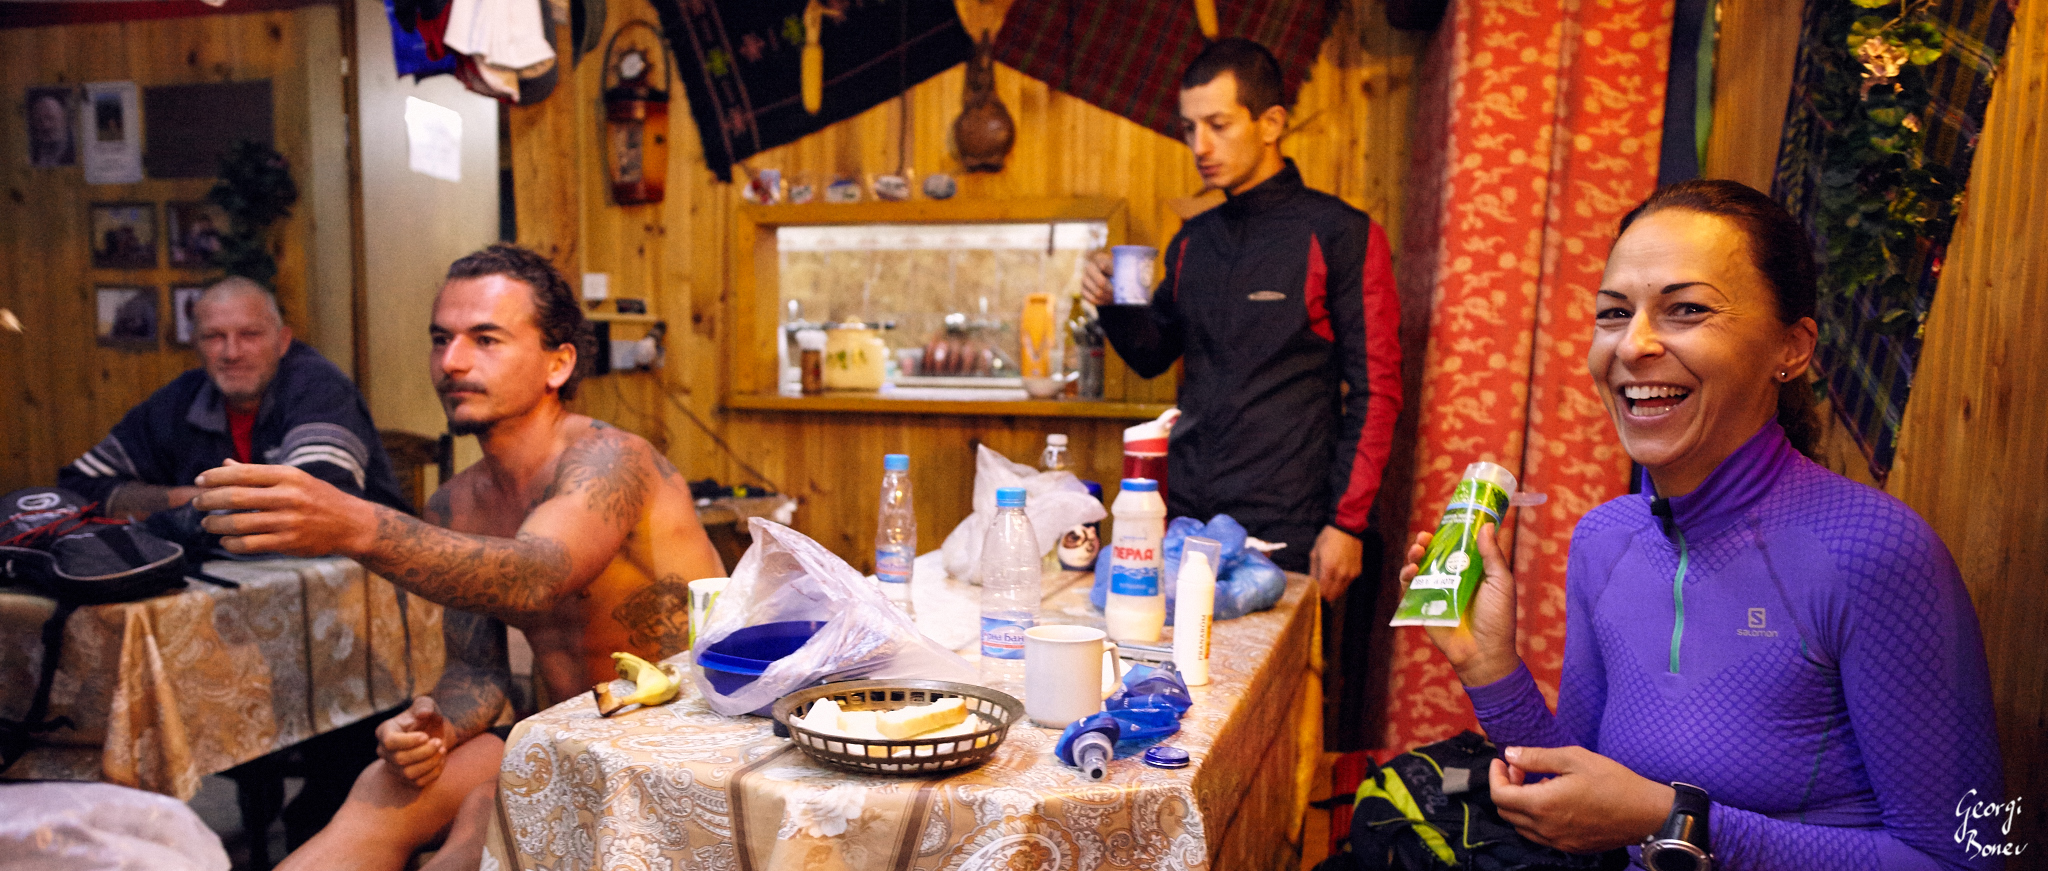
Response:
[978,487,1039,690]
[1039,434,1070,574]
[875,453,916,617]
[1105,478,1167,643]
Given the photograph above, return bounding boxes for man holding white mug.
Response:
[1080,38,1403,605]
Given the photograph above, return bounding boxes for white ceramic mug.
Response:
[688,577,728,650]
[1024,624,1125,728]
[1110,245,1158,305]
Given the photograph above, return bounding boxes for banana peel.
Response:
[592,651,683,717]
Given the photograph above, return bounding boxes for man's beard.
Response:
[438,380,493,436]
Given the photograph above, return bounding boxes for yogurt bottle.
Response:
[1105,478,1167,643]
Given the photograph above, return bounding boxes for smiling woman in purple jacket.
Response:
[1400,179,2004,870]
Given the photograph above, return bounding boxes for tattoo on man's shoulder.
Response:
[653,453,681,482]
[610,574,694,657]
[424,489,453,525]
[550,429,649,527]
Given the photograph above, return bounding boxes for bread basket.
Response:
[771,680,1023,775]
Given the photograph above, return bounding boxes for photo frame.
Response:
[96,285,159,347]
[25,86,78,168]
[166,201,228,267]
[89,201,156,269]
[171,285,205,345]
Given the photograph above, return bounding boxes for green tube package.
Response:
[1390,462,1517,627]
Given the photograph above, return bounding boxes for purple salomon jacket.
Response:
[1466,420,2004,869]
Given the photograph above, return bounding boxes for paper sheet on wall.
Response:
[80,81,142,185]
[403,96,462,183]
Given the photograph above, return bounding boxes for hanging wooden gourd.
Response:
[602,20,674,205]
[800,0,845,114]
[952,32,1014,173]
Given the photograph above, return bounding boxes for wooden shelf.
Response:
[725,391,1171,420]
[586,311,661,324]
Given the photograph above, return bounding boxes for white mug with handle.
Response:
[1024,624,1126,728]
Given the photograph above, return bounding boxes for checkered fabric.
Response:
[1771,0,2014,478]
[655,0,974,182]
[988,0,1334,141]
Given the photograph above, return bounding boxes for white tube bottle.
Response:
[1105,478,1167,643]
[1171,536,1221,686]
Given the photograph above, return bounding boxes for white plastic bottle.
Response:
[1171,536,1221,686]
[1039,433,1070,574]
[979,487,1040,689]
[1041,433,1070,472]
[1105,478,1167,643]
[875,453,916,616]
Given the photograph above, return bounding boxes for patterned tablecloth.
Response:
[0,557,444,799]
[484,569,1323,871]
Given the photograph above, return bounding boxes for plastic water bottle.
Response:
[979,487,1039,689]
[875,453,916,617]
[1105,478,1167,643]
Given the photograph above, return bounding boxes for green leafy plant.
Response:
[1810,0,1950,338]
[205,140,299,285]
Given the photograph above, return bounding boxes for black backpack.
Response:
[1313,731,1628,871]
[0,487,197,772]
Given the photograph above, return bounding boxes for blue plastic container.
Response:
[696,620,827,698]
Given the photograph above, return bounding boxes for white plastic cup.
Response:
[1110,245,1158,305]
[1024,624,1124,728]
[687,577,728,650]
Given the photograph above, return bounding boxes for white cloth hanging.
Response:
[444,0,557,98]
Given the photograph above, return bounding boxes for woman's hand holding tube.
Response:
[1401,522,1522,687]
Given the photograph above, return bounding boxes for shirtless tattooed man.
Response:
[192,244,724,871]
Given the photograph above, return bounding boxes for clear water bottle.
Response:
[875,453,916,617]
[979,486,1039,690]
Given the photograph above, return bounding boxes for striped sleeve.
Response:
[277,422,370,489]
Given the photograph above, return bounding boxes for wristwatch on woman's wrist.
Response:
[1639,782,1713,871]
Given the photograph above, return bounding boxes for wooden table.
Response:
[0,557,444,800]
[482,568,1323,871]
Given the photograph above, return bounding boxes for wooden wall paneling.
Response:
[0,11,319,491]
[518,0,1427,572]
[1698,0,1803,191]
[1888,0,2048,821]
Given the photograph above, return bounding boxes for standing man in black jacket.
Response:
[1082,39,1402,602]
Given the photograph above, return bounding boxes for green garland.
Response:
[1810,0,1949,337]
[205,141,299,286]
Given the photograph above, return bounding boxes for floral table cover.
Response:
[485,570,1322,871]
[0,557,444,799]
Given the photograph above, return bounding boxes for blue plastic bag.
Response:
[1054,663,1196,767]
[1090,514,1287,623]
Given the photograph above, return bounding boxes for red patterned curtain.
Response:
[1382,0,1673,750]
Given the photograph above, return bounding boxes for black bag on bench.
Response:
[0,487,190,772]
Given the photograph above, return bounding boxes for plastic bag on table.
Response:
[690,518,976,716]
[940,444,1107,583]
[1091,514,1286,623]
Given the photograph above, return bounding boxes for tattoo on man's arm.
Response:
[431,608,511,741]
[544,429,651,528]
[363,507,574,623]
[610,574,694,657]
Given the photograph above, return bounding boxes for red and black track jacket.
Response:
[1099,161,1402,565]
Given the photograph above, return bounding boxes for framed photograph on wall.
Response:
[171,285,205,345]
[166,201,227,267]
[25,86,78,168]
[89,201,156,269]
[96,285,159,347]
